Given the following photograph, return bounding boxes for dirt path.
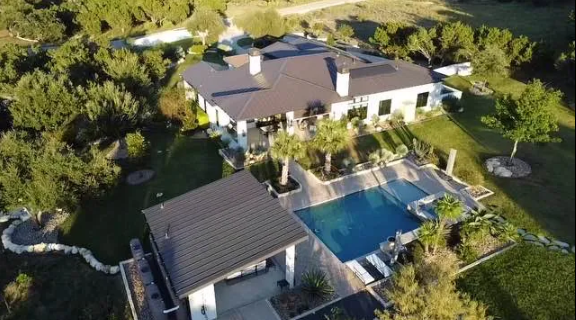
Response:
[278,0,366,16]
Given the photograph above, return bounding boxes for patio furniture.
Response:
[277,279,290,291]
[366,254,394,278]
[346,260,375,285]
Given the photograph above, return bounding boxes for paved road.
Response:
[278,0,367,16]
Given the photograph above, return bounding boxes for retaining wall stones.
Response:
[1,208,119,275]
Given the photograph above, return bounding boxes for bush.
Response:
[301,269,334,301]
[456,168,485,186]
[457,242,479,264]
[189,44,207,55]
[126,131,150,160]
[160,89,199,131]
[396,144,409,157]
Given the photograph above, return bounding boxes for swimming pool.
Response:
[296,179,427,262]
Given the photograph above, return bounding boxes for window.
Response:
[416,92,430,108]
[348,105,368,120]
[353,96,369,104]
[379,99,392,116]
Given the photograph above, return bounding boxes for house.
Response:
[142,171,308,320]
[183,37,461,151]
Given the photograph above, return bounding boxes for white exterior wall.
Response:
[330,83,444,124]
[189,284,217,320]
[286,246,296,289]
[236,121,248,150]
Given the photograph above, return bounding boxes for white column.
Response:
[189,284,217,320]
[286,245,296,289]
[236,120,248,151]
[286,112,295,135]
[446,149,458,176]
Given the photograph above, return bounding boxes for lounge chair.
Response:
[346,260,375,284]
[367,254,394,278]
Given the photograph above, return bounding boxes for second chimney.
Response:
[336,66,350,97]
[249,48,262,76]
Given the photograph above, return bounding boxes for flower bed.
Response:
[464,185,495,201]
[266,176,302,197]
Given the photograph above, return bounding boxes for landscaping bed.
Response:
[267,176,301,196]
[271,288,337,320]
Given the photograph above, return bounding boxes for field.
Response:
[299,0,574,50]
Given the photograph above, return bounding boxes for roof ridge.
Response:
[278,73,337,93]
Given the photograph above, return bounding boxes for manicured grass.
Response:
[300,0,574,50]
[60,130,234,264]
[458,244,576,320]
[0,250,131,320]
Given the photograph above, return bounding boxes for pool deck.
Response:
[279,159,477,298]
[279,160,472,212]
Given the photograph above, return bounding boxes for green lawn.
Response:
[0,251,131,320]
[60,130,234,264]
[458,244,576,320]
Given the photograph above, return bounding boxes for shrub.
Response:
[413,138,434,162]
[159,89,198,131]
[371,114,381,127]
[301,269,334,301]
[442,96,462,113]
[126,131,150,160]
[456,168,485,186]
[4,273,33,305]
[395,144,409,158]
[369,148,395,166]
[458,242,479,264]
[189,44,207,55]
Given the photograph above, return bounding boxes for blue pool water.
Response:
[296,180,427,262]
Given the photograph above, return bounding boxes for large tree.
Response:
[369,22,414,60]
[186,8,225,46]
[556,41,575,85]
[407,27,438,66]
[9,71,81,132]
[270,131,306,186]
[137,0,193,26]
[0,0,67,43]
[481,80,562,163]
[0,132,120,221]
[237,9,286,39]
[437,21,476,64]
[48,38,97,85]
[472,46,510,88]
[313,119,350,174]
[376,253,491,320]
[82,81,143,139]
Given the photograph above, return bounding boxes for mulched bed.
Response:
[485,156,532,178]
[269,176,301,195]
[271,288,337,320]
[298,291,384,320]
[122,260,153,320]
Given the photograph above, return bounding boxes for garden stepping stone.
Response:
[552,240,570,248]
[538,236,551,245]
[523,234,538,242]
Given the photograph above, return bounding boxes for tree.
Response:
[48,38,97,84]
[237,9,286,39]
[194,0,226,13]
[472,46,510,88]
[270,131,306,186]
[0,44,30,89]
[481,80,562,163]
[369,22,414,60]
[0,1,66,43]
[418,220,438,255]
[432,194,462,254]
[407,27,438,66]
[313,119,350,174]
[137,0,193,26]
[437,22,475,64]
[187,8,225,46]
[0,132,120,222]
[126,131,150,159]
[83,81,143,139]
[9,71,81,132]
[376,257,491,320]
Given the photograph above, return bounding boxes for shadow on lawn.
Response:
[60,129,231,264]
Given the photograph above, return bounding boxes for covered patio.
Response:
[143,171,308,320]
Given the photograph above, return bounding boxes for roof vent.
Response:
[394,64,399,71]
[160,202,165,210]
[165,224,171,240]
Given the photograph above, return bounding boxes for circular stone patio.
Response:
[127,170,156,185]
[485,157,532,178]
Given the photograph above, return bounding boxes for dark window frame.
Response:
[348,104,369,120]
[379,99,392,116]
[416,92,430,108]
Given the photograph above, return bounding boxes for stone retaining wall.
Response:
[1,208,120,275]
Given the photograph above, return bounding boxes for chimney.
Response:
[249,48,262,76]
[336,66,350,97]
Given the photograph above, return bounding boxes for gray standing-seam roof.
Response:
[183,40,442,122]
[143,171,308,299]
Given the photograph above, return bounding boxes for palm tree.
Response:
[270,131,306,186]
[313,119,350,174]
[418,221,439,255]
[432,194,463,254]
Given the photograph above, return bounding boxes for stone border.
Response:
[463,185,495,201]
[264,176,303,199]
[1,208,120,275]
[519,230,575,255]
[458,242,518,274]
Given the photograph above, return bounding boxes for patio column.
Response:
[286,112,295,135]
[286,245,296,289]
[236,120,248,151]
[188,284,217,320]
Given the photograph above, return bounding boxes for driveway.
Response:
[278,0,367,16]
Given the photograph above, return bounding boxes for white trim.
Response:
[119,259,139,320]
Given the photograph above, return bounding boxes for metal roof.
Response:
[143,171,308,299]
[183,39,441,122]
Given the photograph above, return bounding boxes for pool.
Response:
[296,180,427,262]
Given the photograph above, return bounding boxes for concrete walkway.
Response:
[278,0,367,16]
[279,160,468,212]
[218,300,280,320]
